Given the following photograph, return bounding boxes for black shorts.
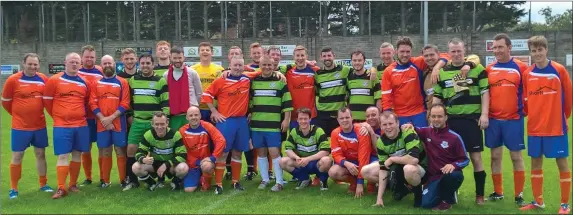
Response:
[316,111,339,137]
[150,161,174,179]
[447,117,484,153]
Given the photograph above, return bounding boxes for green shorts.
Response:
[169,114,187,131]
[128,120,152,145]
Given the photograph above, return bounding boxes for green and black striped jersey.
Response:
[434,63,489,119]
[284,125,330,157]
[153,65,170,77]
[376,128,426,167]
[346,71,382,121]
[315,65,351,117]
[135,128,186,169]
[128,73,169,121]
[249,75,293,132]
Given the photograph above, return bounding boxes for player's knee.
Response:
[403,165,418,175]
[102,147,113,157]
[279,157,291,169]
[132,162,142,174]
[11,152,24,164]
[318,157,333,172]
[328,166,344,179]
[33,149,46,160]
[127,145,138,157]
[184,187,197,193]
[202,162,215,174]
[268,149,280,159]
[57,154,69,162]
[176,163,189,174]
[509,151,523,163]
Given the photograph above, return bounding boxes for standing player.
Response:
[44,52,91,199]
[224,45,243,179]
[249,56,293,190]
[519,36,571,214]
[180,106,225,192]
[132,112,188,191]
[154,40,171,77]
[370,42,395,81]
[280,108,332,191]
[123,53,170,191]
[77,45,103,187]
[88,55,130,188]
[117,48,138,79]
[328,107,374,198]
[347,50,381,121]
[284,45,320,127]
[483,34,528,206]
[201,56,254,193]
[433,38,490,205]
[191,42,225,122]
[245,42,264,71]
[3,53,53,199]
[163,46,202,130]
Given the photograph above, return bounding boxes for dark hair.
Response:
[493,33,512,46]
[422,44,440,54]
[321,47,333,53]
[296,107,312,118]
[138,53,155,63]
[23,53,40,63]
[152,111,168,119]
[267,46,282,55]
[81,45,96,55]
[338,107,351,114]
[396,37,413,49]
[199,41,213,51]
[366,106,381,113]
[429,103,448,116]
[350,50,366,61]
[170,46,184,55]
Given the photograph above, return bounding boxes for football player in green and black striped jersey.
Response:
[347,50,382,122]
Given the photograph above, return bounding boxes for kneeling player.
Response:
[132,112,188,191]
[180,107,225,192]
[280,108,332,191]
[361,111,426,207]
[328,107,375,198]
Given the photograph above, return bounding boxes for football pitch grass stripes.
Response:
[1,109,571,214]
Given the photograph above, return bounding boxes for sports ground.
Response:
[1,109,571,214]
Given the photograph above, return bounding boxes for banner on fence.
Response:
[183,46,223,57]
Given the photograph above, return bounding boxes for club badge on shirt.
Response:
[440,141,449,149]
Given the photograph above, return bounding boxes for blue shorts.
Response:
[485,117,525,151]
[87,119,98,143]
[398,111,428,127]
[341,155,379,167]
[421,171,464,208]
[251,131,281,149]
[97,130,127,148]
[200,110,212,123]
[183,168,201,188]
[216,116,250,152]
[53,126,91,155]
[528,134,569,158]
[297,160,321,175]
[11,128,49,152]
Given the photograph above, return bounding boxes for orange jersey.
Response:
[381,57,427,117]
[523,60,572,136]
[43,72,90,127]
[179,121,226,168]
[201,74,251,117]
[1,72,49,130]
[79,65,103,119]
[486,58,529,120]
[286,65,320,119]
[88,75,131,132]
[330,123,373,182]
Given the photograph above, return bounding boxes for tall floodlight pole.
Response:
[423,1,428,45]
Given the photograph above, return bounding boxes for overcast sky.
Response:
[519,2,572,23]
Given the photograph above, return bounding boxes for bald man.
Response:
[44,52,92,198]
[87,56,131,188]
[179,106,225,192]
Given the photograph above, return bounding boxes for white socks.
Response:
[258,156,270,182]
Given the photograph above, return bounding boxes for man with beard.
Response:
[433,38,490,205]
[123,53,170,191]
[44,52,92,199]
[162,46,202,130]
[77,45,103,187]
[154,40,171,77]
[3,53,53,199]
[191,42,225,123]
[347,50,381,122]
[88,55,130,188]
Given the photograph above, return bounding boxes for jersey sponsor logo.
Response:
[58,90,85,98]
[403,77,417,83]
[98,92,120,100]
[254,90,278,97]
[490,79,517,88]
[134,89,157,96]
[227,86,250,96]
[350,89,370,95]
[320,80,344,89]
[200,78,215,83]
[296,144,318,153]
[186,142,209,151]
[440,141,449,148]
[529,86,557,96]
[389,149,406,157]
[19,91,44,99]
[292,81,314,89]
[444,80,454,88]
[153,148,173,155]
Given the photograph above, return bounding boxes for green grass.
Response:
[1,109,571,214]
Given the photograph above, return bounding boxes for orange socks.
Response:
[492,173,503,195]
[560,171,571,204]
[10,164,22,191]
[81,153,92,181]
[117,156,126,182]
[531,169,544,205]
[57,165,69,189]
[514,170,525,197]
[98,156,103,180]
[69,161,81,187]
[102,157,113,183]
[231,160,242,183]
[39,175,47,187]
[215,162,225,186]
